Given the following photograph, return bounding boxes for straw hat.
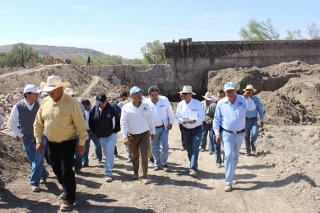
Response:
[202,92,213,100]
[64,87,78,96]
[179,85,196,95]
[41,76,70,92]
[243,84,257,92]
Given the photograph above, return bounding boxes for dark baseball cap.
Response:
[95,93,107,105]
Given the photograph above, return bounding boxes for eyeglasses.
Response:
[182,93,189,95]
[133,92,142,96]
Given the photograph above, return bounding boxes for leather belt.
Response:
[155,125,164,128]
[246,117,257,120]
[183,125,201,131]
[129,130,149,137]
[221,126,245,134]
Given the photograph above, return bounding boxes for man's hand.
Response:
[16,135,26,141]
[36,143,44,154]
[216,135,221,144]
[243,91,250,99]
[260,121,264,127]
[188,119,196,124]
[151,134,156,140]
[78,145,86,155]
[124,138,131,145]
[167,124,173,131]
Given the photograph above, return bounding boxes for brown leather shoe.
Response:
[139,178,151,184]
[224,185,232,192]
[60,202,74,212]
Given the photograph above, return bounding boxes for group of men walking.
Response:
[5,74,264,211]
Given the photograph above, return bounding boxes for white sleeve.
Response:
[166,98,174,124]
[147,105,156,135]
[120,106,129,138]
[8,105,24,137]
[245,97,256,111]
[176,102,183,124]
[213,102,222,136]
[194,102,205,126]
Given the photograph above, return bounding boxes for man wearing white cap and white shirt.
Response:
[34,75,88,211]
[213,82,256,192]
[200,92,215,152]
[9,84,49,192]
[176,85,205,177]
[120,86,155,184]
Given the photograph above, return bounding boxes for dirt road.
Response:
[0,120,318,213]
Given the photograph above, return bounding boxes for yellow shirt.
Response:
[34,93,88,146]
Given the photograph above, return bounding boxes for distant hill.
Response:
[0,44,106,60]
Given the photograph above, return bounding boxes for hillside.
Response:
[0,44,105,60]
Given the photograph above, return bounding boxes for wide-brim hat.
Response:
[243,84,257,92]
[41,76,70,92]
[179,85,196,95]
[64,87,79,96]
[202,92,213,100]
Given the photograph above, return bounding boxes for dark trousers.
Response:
[179,124,185,148]
[48,139,77,204]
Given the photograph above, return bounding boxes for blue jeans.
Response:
[183,126,202,171]
[82,130,102,165]
[221,130,244,186]
[22,136,48,187]
[211,132,222,164]
[244,117,258,153]
[201,123,213,149]
[99,133,118,176]
[151,126,169,167]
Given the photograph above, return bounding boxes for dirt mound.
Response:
[208,60,320,125]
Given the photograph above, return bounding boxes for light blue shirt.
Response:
[213,95,256,136]
[245,95,264,122]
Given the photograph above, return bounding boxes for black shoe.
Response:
[252,145,256,153]
[149,157,154,164]
[245,153,252,156]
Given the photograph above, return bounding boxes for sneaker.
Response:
[139,177,151,184]
[224,185,232,192]
[132,174,138,179]
[189,170,197,177]
[252,145,256,153]
[149,157,154,164]
[105,176,113,182]
[60,202,74,212]
[162,165,170,172]
[180,147,186,151]
[31,186,41,192]
[153,166,162,171]
[216,163,222,168]
[233,179,238,185]
[200,148,206,152]
[97,160,103,164]
[245,153,252,156]
[209,150,213,155]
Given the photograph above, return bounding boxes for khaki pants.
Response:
[128,131,150,178]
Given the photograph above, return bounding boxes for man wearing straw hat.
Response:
[176,85,205,177]
[243,84,264,156]
[200,92,215,152]
[34,75,88,211]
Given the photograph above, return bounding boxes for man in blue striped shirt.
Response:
[243,85,265,156]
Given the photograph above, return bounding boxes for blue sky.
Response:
[1,0,319,59]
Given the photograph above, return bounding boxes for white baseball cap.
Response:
[24,84,41,94]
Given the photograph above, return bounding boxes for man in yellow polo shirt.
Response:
[34,75,88,212]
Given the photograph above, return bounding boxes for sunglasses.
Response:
[182,93,190,95]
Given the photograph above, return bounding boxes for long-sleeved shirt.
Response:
[213,95,256,136]
[245,95,264,122]
[176,98,205,129]
[146,95,174,130]
[34,93,88,146]
[9,99,36,138]
[120,101,155,138]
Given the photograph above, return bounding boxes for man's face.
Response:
[225,89,236,100]
[84,104,91,111]
[26,92,39,102]
[98,100,107,109]
[246,89,254,96]
[121,96,128,102]
[149,91,159,103]
[48,87,63,102]
[205,99,211,105]
[182,93,192,102]
[131,91,142,102]
[216,92,225,101]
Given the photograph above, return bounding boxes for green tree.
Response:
[70,57,86,66]
[94,54,122,65]
[140,40,166,64]
[123,58,143,65]
[285,30,304,40]
[239,18,280,40]
[308,23,320,39]
[9,43,38,67]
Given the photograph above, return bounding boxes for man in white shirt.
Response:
[120,86,156,184]
[8,84,49,192]
[146,86,174,172]
[213,82,256,192]
[176,85,205,177]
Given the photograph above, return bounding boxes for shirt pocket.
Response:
[143,111,149,120]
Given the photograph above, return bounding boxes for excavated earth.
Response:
[0,62,319,212]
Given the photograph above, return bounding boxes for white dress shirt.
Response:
[8,99,35,137]
[146,95,174,130]
[213,95,256,136]
[176,98,205,129]
[120,101,155,138]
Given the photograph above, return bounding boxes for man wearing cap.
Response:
[213,82,256,192]
[243,85,265,156]
[89,93,121,182]
[176,85,205,177]
[146,86,174,172]
[34,75,88,211]
[120,86,155,184]
[9,84,49,192]
[200,92,215,152]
